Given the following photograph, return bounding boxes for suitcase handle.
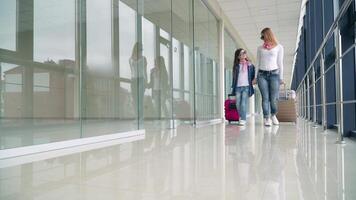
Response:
[280,83,288,99]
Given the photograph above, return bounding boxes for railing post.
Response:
[300,85,305,119]
[304,81,307,119]
[306,72,310,121]
[335,25,345,144]
[302,82,304,118]
[312,66,317,127]
[298,90,302,117]
[320,53,327,131]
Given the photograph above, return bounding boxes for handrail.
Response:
[296,0,354,91]
[302,100,356,107]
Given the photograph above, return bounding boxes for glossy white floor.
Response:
[0,116,355,200]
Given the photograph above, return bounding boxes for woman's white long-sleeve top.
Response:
[255,44,284,80]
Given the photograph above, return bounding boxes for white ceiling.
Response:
[217,0,302,86]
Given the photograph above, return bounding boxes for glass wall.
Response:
[141,0,173,129]
[0,0,223,150]
[172,0,194,123]
[0,0,81,150]
[224,30,238,99]
[0,0,16,51]
[194,0,220,121]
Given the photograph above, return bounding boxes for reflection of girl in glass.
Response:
[130,42,147,117]
[148,56,169,118]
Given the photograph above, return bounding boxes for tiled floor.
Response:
[0,117,355,200]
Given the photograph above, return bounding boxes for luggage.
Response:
[279,88,296,100]
[276,84,297,122]
[224,94,240,123]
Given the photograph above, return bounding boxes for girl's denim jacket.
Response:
[231,63,256,97]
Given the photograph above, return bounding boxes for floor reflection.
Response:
[1,117,356,200]
[295,119,356,200]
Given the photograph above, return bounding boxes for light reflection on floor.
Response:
[0,117,355,200]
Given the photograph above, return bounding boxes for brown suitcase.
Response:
[277,99,297,122]
[276,84,297,122]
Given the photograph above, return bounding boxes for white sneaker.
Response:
[238,120,246,126]
[271,115,279,125]
[264,118,272,126]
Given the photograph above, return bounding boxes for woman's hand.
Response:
[280,79,285,85]
[252,79,257,85]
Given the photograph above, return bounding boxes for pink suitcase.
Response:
[224,95,240,123]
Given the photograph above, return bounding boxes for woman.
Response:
[231,48,256,126]
[253,27,284,126]
[130,42,147,118]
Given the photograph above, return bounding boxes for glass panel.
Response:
[194,1,219,121]
[172,38,181,91]
[142,0,172,129]
[324,34,337,126]
[172,0,194,123]
[1,63,23,120]
[34,0,75,62]
[209,12,219,119]
[194,1,208,121]
[142,18,156,120]
[0,0,16,50]
[0,0,225,150]
[82,0,139,137]
[118,1,138,129]
[0,0,80,150]
[86,0,112,72]
[224,30,237,98]
[119,1,137,80]
[183,45,191,92]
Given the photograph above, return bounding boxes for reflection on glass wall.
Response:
[0,0,223,150]
[224,31,238,99]
[0,0,16,51]
[172,0,194,122]
[119,0,138,126]
[194,0,220,121]
[0,0,81,150]
[34,0,75,62]
[82,0,138,137]
[142,0,173,128]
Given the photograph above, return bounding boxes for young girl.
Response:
[148,56,169,118]
[231,48,256,126]
[254,27,284,126]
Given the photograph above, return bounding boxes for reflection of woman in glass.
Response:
[130,42,147,117]
[148,56,169,118]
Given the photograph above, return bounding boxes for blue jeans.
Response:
[235,86,249,120]
[257,70,280,118]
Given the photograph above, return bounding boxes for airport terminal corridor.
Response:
[1,0,356,199]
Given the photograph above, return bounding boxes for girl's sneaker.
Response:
[238,120,246,126]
